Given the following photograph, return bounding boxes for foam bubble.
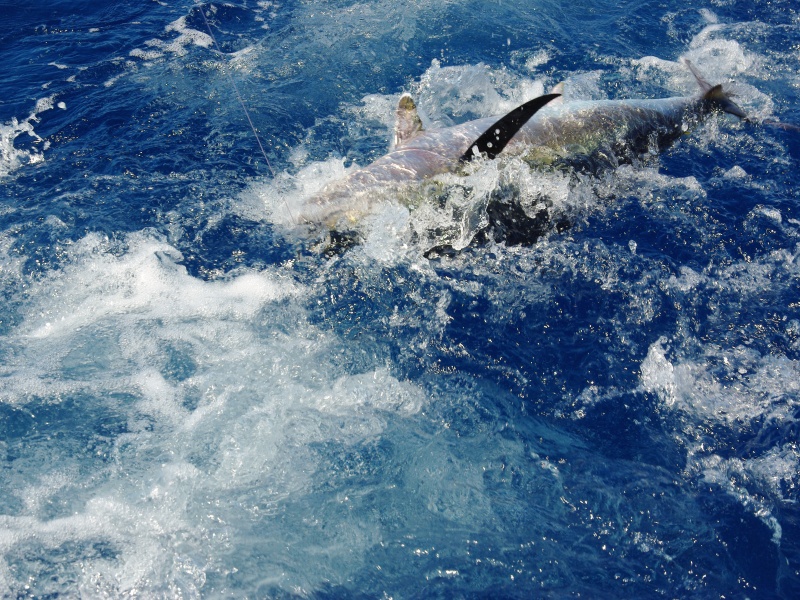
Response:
[130,16,212,63]
[313,367,425,416]
[346,93,399,144]
[0,96,57,178]
[699,8,719,24]
[723,165,748,179]
[747,444,800,503]
[642,337,800,425]
[635,40,752,94]
[129,48,164,61]
[19,233,298,341]
[413,59,546,127]
[694,453,783,544]
[640,338,678,406]
[524,49,551,72]
[237,156,354,227]
[162,16,213,55]
[358,203,414,264]
[667,265,705,292]
[753,205,782,223]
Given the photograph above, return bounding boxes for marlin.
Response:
[299,61,747,234]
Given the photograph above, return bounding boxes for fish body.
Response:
[300,62,745,228]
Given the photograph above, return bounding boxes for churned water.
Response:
[1,1,799,597]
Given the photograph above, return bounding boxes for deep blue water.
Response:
[2,1,800,598]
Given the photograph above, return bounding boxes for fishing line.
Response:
[198,3,297,223]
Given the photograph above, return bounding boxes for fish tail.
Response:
[684,59,747,119]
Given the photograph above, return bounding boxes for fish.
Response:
[299,60,747,240]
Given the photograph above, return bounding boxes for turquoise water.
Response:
[1,1,799,597]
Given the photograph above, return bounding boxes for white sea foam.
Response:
[641,336,800,424]
[0,230,428,596]
[694,453,784,544]
[162,16,213,55]
[0,96,56,178]
[413,59,546,127]
[666,265,705,292]
[640,338,678,406]
[523,49,551,72]
[18,233,296,341]
[639,239,800,539]
[129,15,212,64]
[358,203,414,264]
[129,47,164,61]
[238,155,354,226]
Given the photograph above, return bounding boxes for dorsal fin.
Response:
[460,93,560,162]
[394,93,423,147]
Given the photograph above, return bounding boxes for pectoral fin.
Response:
[460,93,560,162]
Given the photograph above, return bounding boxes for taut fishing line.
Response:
[198,3,297,223]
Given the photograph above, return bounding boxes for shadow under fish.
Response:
[299,60,748,256]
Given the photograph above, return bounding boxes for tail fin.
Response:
[684,59,747,119]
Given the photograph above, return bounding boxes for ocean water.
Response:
[1,0,800,597]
